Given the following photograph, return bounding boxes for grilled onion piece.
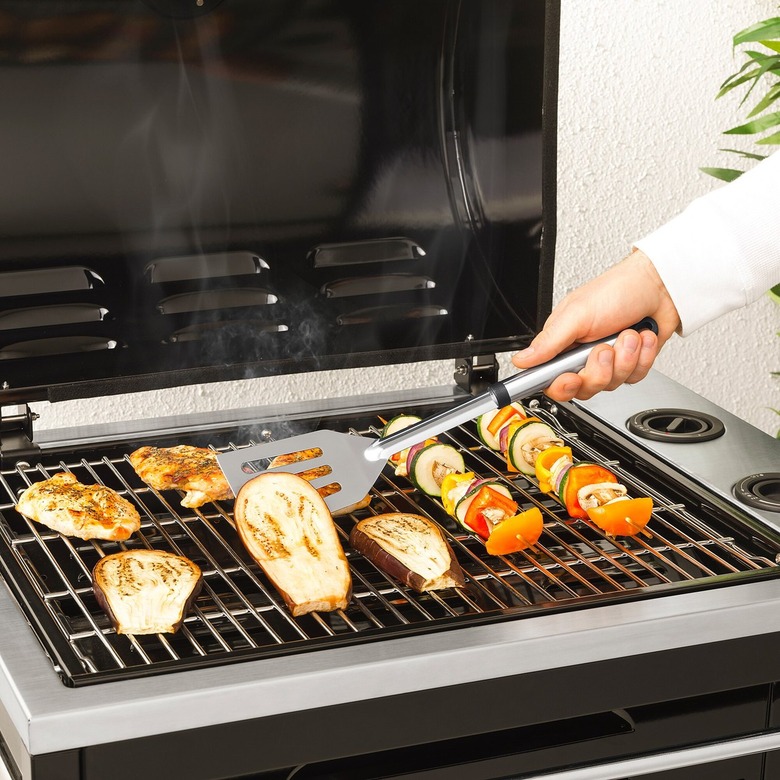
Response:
[93,549,202,635]
[234,472,352,616]
[15,471,141,541]
[129,445,233,508]
[350,513,465,592]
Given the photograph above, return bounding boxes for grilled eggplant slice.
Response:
[234,471,352,616]
[350,513,465,592]
[93,549,202,635]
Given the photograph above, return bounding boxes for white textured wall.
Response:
[34,0,780,436]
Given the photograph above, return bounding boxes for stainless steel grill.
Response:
[0,400,774,687]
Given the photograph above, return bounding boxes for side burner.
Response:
[627,408,725,443]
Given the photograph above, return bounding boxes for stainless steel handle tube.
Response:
[367,318,658,462]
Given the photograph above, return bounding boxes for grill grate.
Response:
[0,404,776,686]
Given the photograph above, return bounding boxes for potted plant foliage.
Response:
[703,13,780,433]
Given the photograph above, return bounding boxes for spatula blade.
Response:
[218,429,383,513]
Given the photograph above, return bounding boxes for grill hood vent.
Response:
[0,0,559,403]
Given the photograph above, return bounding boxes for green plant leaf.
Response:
[756,129,780,144]
[724,110,780,134]
[744,58,780,102]
[769,283,780,304]
[699,166,743,182]
[748,82,780,116]
[744,49,778,64]
[717,147,768,160]
[717,66,764,98]
[734,17,780,45]
[717,63,780,99]
[761,40,780,53]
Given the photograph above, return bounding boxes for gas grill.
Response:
[1,1,780,779]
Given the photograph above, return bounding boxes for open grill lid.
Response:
[0,0,558,404]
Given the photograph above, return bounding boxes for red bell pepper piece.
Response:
[463,486,519,539]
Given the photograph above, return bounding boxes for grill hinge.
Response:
[1,405,41,465]
[454,353,499,396]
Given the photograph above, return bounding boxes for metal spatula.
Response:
[218,318,657,512]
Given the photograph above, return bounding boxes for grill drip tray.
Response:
[0,401,778,687]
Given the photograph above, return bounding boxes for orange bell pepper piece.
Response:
[586,497,653,537]
[534,445,573,493]
[486,404,525,436]
[485,507,544,555]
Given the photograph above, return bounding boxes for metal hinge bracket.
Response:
[0,405,41,465]
[453,353,499,396]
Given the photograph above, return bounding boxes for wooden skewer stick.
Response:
[625,517,653,539]
[515,533,541,554]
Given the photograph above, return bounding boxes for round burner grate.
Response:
[734,473,780,513]
[626,408,725,443]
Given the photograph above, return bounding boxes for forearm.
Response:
[634,152,780,335]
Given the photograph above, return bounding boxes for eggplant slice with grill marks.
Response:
[93,549,203,635]
[350,513,466,592]
[234,471,352,616]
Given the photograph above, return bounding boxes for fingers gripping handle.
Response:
[489,317,659,407]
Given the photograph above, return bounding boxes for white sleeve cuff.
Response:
[634,152,780,336]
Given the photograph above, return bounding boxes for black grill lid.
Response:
[0,0,559,403]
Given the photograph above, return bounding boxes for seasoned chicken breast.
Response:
[15,471,141,541]
[128,445,233,508]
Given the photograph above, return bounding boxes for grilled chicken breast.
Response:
[129,445,233,508]
[234,471,352,616]
[93,549,202,635]
[268,448,371,516]
[15,471,141,541]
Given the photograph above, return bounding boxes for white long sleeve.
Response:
[634,152,780,335]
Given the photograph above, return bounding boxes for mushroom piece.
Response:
[576,482,628,512]
[520,433,565,467]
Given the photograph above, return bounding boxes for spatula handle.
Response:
[364,318,658,462]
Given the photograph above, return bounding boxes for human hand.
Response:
[511,249,681,401]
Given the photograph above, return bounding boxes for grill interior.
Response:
[0,399,777,687]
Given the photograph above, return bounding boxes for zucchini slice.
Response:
[507,420,563,476]
[409,443,465,497]
[383,414,422,437]
[383,414,423,476]
[476,402,525,450]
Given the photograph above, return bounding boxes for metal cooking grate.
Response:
[0,404,776,687]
